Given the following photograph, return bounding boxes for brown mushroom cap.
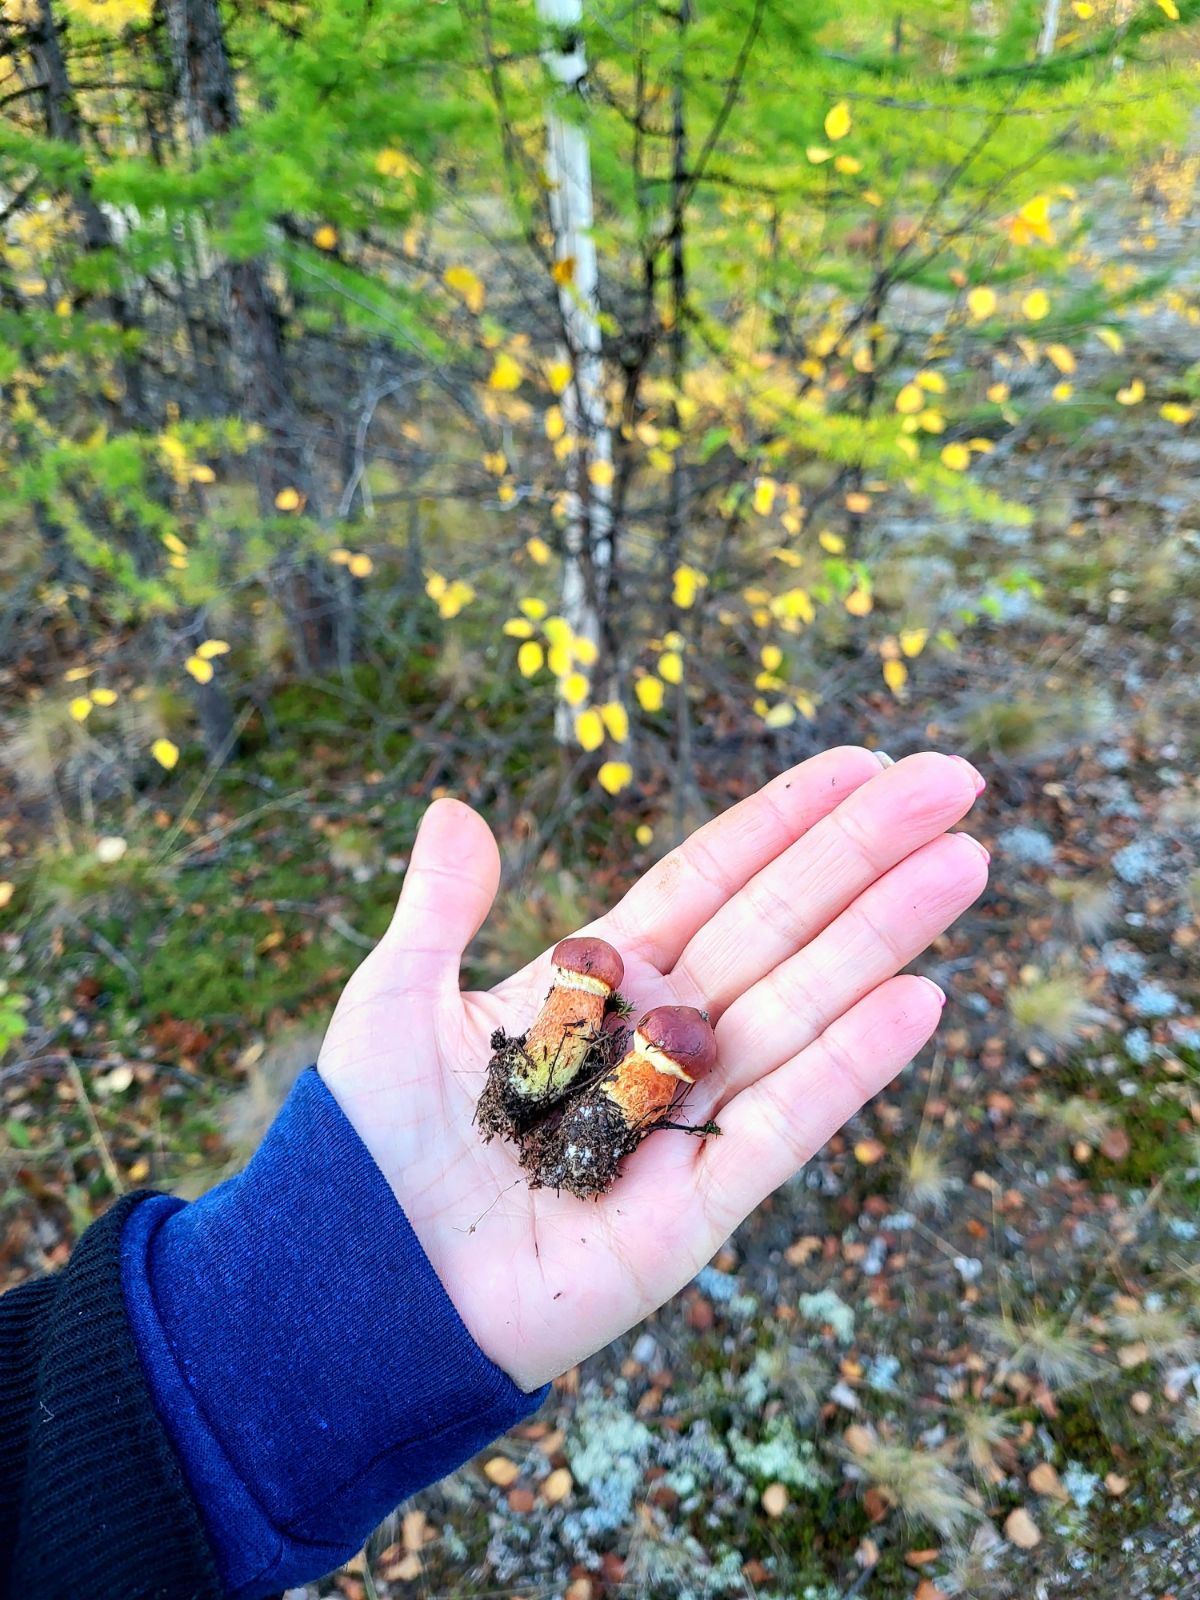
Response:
[550,936,624,994]
[635,1005,717,1076]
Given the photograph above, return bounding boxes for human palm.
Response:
[318,746,988,1391]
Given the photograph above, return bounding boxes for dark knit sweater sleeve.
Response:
[0,1190,222,1600]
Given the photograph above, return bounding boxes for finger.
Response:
[695,973,943,1238]
[384,798,501,993]
[699,831,986,1111]
[599,745,887,970]
[669,752,982,1019]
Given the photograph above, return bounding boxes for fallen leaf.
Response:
[854,1138,886,1165]
[905,1547,940,1566]
[484,1456,520,1487]
[1100,1126,1131,1162]
[1105,1473,1129,1496]
[1004,1506,1041,1549]
[844,1424,875,1457]
[1130,1391,1152,1415]
[1118,1341,1150,1369]
[542,1467,573,1504]
[507,1487,536,1513]
[761,1482,789,1517]
[1029,1462,1069,1502]
[402,1510,427,1552]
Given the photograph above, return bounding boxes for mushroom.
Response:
[515,936,625,1102]
[523,1004,719,1198]
[602,1006,718,1127]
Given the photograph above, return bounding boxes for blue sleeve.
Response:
[119,1066,548,1600]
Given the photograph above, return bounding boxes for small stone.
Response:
[507,1487,536,1514]
[1004,1506,1041,1549]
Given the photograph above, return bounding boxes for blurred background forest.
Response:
[3,0,1200,1595]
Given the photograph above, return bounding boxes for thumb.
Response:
[384,797,501,993]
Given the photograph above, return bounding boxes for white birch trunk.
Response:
[537,0,614,742]
[1038,0,1062,56]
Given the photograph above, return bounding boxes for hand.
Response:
[318,747,987,1391]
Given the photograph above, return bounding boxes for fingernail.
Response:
[918,976,947,1007]
[949,753,986,795]
[966,835,991,864]
[874,750,895,768]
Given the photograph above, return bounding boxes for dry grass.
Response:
[1048,875,1118,940]
[1029,1092,1118,1146]
[1110,1305,1200,1367]
[1008,968,1096,1049]
[843,1435,979,1538]
[980,1309,1109,1389]
[901,1136,957,1214]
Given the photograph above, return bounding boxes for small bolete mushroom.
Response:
[602,1005,718,1126]
[515,936,625,1102]
[524,1004,718,1198]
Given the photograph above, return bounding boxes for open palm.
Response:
[318,746,987,1392]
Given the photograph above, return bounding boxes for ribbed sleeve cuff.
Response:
[121,1067,548,1600]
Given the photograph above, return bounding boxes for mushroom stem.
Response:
[510,936,624,1103]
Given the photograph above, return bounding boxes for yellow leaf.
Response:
[1116,378,1145,406]
[1046,343,1076,374]
[518,636,544,675]
[845,491,872,513]
[274,487,302,512]
[773,545,803,567]
[1156,0,1179,17]
[551,256,576,286]
[773,587,815,624]
[657,650,683,685]
[547,360,571,395]
[64,666,92,682]
[1095,327,1124,354]
[588,458,614,489]
[635,676,665,713]
[967,286,997,320]
[819,530,845,553]
[845,588,873,617]
[762,702,796,730]
[190,464,215,484]
[504,618,534,638]
[752,477,777,515]
[1009,194,1055,246]
[883,658,908,695]
[760,644,783,672]
[329,548,351,565]
[987,382,1010,404]
[185,655,214,684]
[597,760,633,795]
[438,580,474,618]
[572,635,599,667]
[561,671,589,707]
[375,147,416,180]
[575,708,604,753]
[547,643,571,677]
[916,370,946,395]
[544,406,565,442]
[425,573,447,601]
[1022,290,1050,321]
[349,553,374,578]
[488,353,523,391]
[526,537,551,566]
[834,154,862,176]
[0,882,12,910]
[824,101,852,141]
[635,823,654,846]
[899,628,928,658]
[599,701,629,742]
[152,738,179,770]
[806,145,831,164]
[197,639,230,659]
[1161,402,1194,424]
[1072,1,1093,14]
[313,224,338,251]
[917,409,945,434]
[91,687,118,706]
[482,450,507,476]
[444,264,485,314]
[1053,381,1073,402]
[672,564,706,609]
[940,442,970,471]
[520,596,549,620]
[895,383,923,415]
[69,696,93,722]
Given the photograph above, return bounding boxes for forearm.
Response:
[0,1068,548,1600]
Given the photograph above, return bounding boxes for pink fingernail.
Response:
[918,976,947,1007]
[950,753,986,795]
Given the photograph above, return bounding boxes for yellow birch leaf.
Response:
[762,702,796,729]
[574,709,604,753]
[588,458,614,489]
[185,655,214,684]
[895,383,923,415]
[657,650,683,685]
[504,618,534,638]
[1095,327,1124,354]
[883,658,908,694]
[597,760,632,795]
[561,672,589,706]
[940,442,970,471]
[599,701,629,742]
[197,639,230,659]
[313,225,338,251]
[753,477,777,515]
[1046,343,1076,374]
[444,264,485,314]
[274,487,302,512]
[520,597,549,620]
[824,102,851,141]
[760,644,783,672]
[349,554,374,578]
[152,738,179,770]
[547,360,571,394]
[845,589,873,617]
[488,353,523,391]
[69,696,93,722]
[1022,290,1050,321]
[916,370,946,394]
[1161,402,1194,424]
[806,146,831,164]
[635,676,665,712]
[967,286,997,320]
[91,687,118,706]
[1116,378,1145,405]
[635,824,654,846]
[544,406,565,441]
[819,530,845,553]
[526,537,551,566]
[899,628,928,658]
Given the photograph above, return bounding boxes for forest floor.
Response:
[3,221,1200,1600]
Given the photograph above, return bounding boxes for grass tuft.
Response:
[843,1435,978,1538]
[1008,968,1096,1049]
[980,1309,1109,1389]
